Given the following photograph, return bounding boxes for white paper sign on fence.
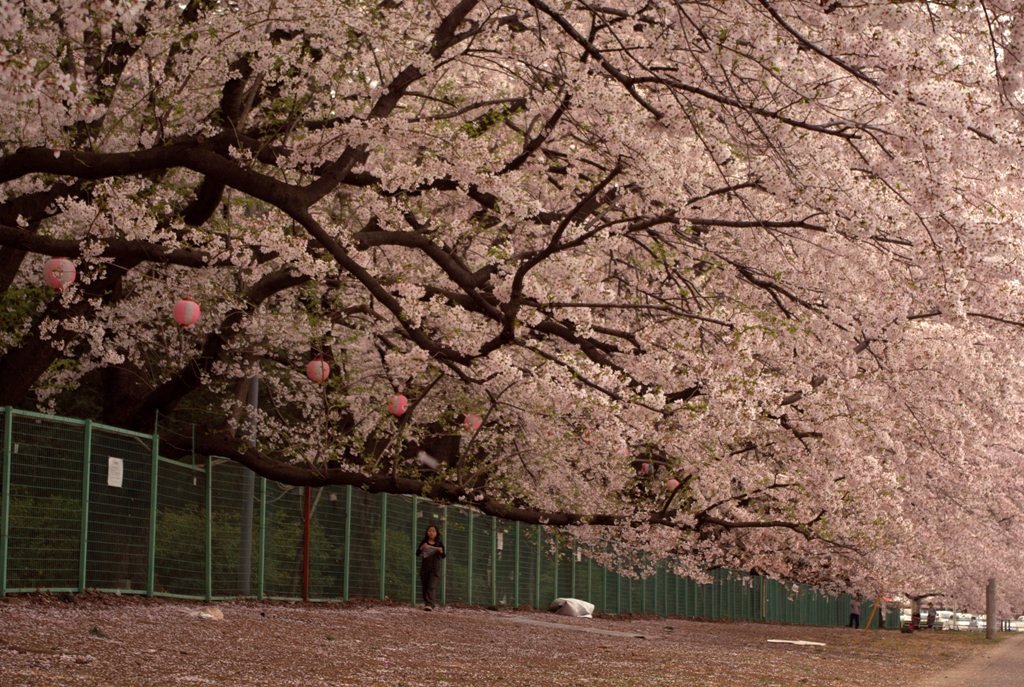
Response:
[107,456,124,488]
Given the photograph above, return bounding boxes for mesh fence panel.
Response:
[443,507,471,604]
[7,415,85,590]
[154,458,205,597]
[347,489,381,600]
[517,524,537,609]
[471,513,493,606]
[262,482,303,599]
[209,459,260,598]
[494,519,516,607]
[555,540,573,600]
[309,485,348,600]
[87,427,151,591]
[643,574,657,614]
[384,495,414,603]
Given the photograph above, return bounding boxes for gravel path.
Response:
[919,633,1024,687]
[0,594,1004,686]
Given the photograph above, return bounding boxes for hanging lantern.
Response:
[43,257,76,290]
[639,462,653,476]
[666,478,680,491]
[463,413,482,432]
[306,358,330,384]
[173,298,201,327]
[387,393,408,417]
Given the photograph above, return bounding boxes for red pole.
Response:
[303,486,311,601]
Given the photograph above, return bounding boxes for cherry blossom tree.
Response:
[3,0,1024,605]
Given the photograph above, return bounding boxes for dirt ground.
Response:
[0,594,1001,686]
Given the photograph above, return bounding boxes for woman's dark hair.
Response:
[421,523,442,543]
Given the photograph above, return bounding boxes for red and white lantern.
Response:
[387,393,408,417]
[173,298,201,327]
[43,257,76,290]
[666,478,680,491]
[463,413,482,432]
[306,358,330,384]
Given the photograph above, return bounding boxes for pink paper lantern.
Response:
[173,298,201,327]
[387,393,408,417]
[463,413,482,432]
[306,358,330,384]
[666,478,680,491]
[43,257,76,290]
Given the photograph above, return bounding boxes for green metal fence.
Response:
[0,407,896,627]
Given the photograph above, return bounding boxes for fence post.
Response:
[0,408,12,596]
[379,493,388,600]
[513,521,520,608]
[467,509,474,605]
[79,420,92,592]
[411,496,419,605]
[490,516,497,607]
[343,485,352,601]
[146,430,159,596]
[204,457,212,601]
[258,477,267,600]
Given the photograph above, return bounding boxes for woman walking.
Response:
[416,524,445,610]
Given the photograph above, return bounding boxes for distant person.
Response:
[416,524,446,610]
[927,602,936,629]
[849,598,861,628]
[969,615,978,630]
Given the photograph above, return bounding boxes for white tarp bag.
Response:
[548,597,595,618]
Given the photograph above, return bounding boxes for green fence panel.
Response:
[494,518,516,607]
[86,426,152,592]
[384,495,414,602]
[344,488,380,599]
[309,485,348,600]
[6,413,85,591]
[260,481,303,599]
[468,512,492,606]
[555,539,573,600]
[154,458,205,597]
[536,528,558,608]
[516,524,537,608]
[443,507,471,604]
[207,460,261,598]
[643,573,657,615]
